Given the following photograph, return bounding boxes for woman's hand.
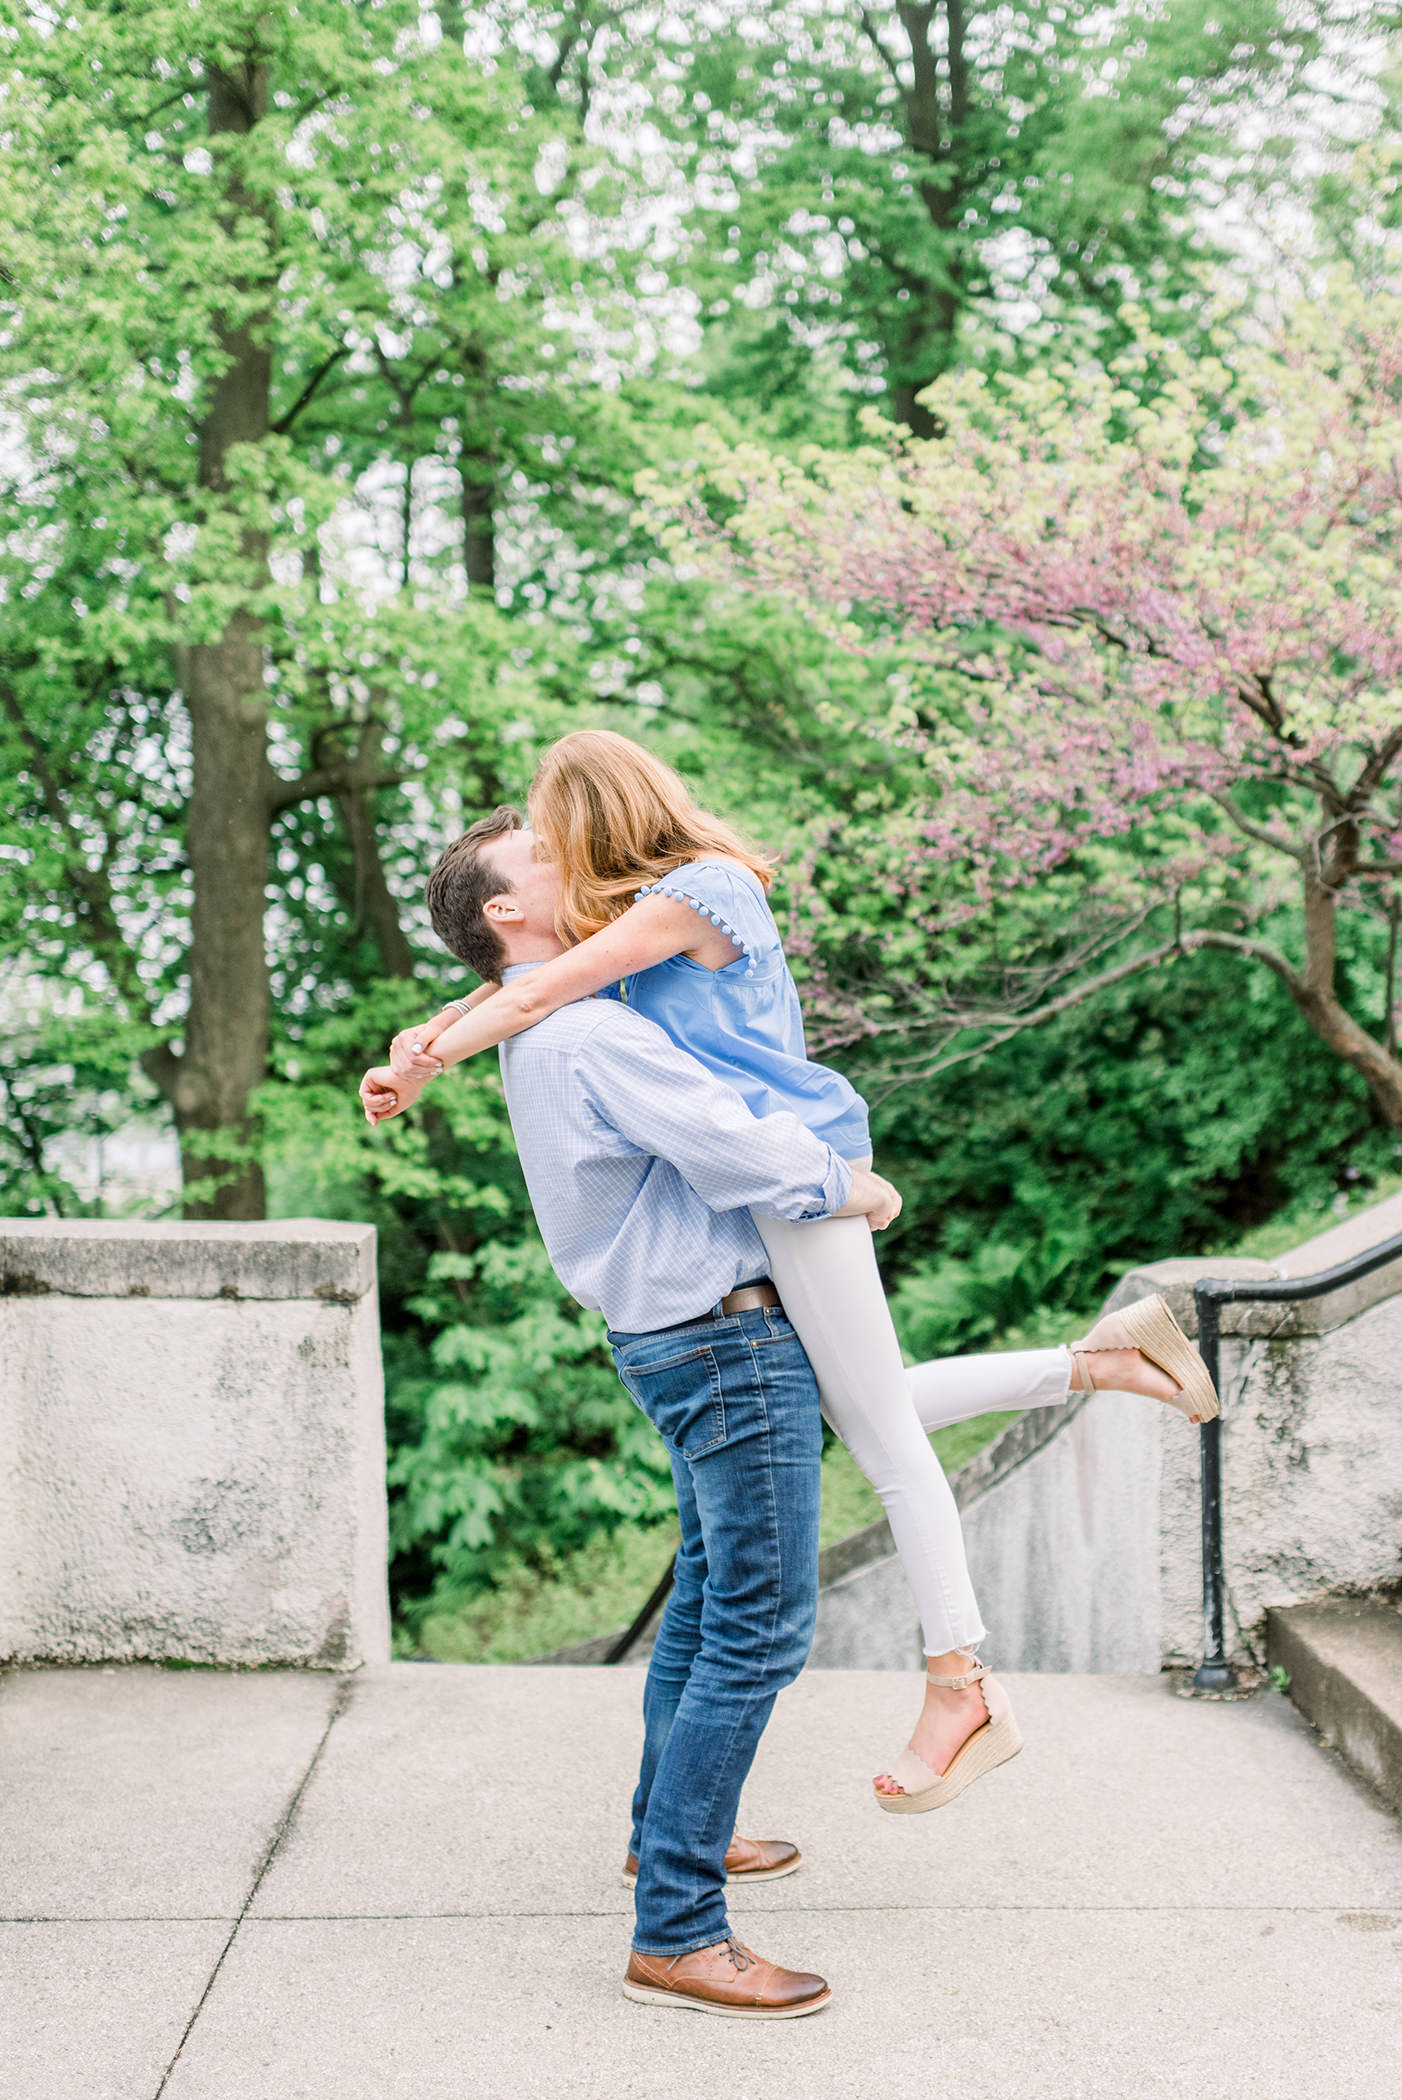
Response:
[360,1064,424,1125]
[838,1166,903,1230]
[389,984,502,1076]
[864,1173,903,1230]
[390,1012,451,1078]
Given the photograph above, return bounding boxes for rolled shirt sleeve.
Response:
[578,1013,853,1222]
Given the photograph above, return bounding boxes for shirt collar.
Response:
[501,962,547,983]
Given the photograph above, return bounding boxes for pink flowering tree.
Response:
[643,273,1402,1125]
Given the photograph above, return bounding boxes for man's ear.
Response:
[483,893,523,926]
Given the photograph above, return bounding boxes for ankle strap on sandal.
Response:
[926,1661,988,1690]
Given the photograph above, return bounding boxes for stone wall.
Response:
[806,1193,1402,1672]
[1153,1200,1402,1666]
[808,1388,1162,1672]
[0,1220,390,1667]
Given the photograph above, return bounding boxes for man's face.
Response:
[486,825,561,940]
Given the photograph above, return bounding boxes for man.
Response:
[360,808,899,2019]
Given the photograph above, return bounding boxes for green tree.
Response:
[0,0,659,1214]
[660,0,1379,431]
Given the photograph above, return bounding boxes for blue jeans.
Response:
[608,1303,823,1955]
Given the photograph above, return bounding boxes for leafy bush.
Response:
[864,934,1395,1353]
[389,1239,674,1619]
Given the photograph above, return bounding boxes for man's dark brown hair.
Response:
[425,805,524,982]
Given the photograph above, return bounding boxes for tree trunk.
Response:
[1292,987,1402,1129]
[890,287,959,436]
[176,57,273,1219]
[338,783,419,979]
[439,1,497,594]
[886,0,969,433]
[1289,869,1402,1131]
[461,448,496,592]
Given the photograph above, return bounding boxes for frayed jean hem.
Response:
[630,1925,733,1958]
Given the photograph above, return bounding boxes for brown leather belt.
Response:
[716,1281,781,1316]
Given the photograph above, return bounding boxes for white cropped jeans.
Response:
[755,1197,1072,1659]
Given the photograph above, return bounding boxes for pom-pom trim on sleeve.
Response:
[633,876,759,975]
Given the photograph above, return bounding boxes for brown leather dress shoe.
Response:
[623,1936,831,2019]
[621,1834,801,1888]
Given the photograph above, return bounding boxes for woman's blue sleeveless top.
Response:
[621,858,870,1161]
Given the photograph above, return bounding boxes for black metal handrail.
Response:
[604,1552,676,1665]
[1191,1225,1402,1690]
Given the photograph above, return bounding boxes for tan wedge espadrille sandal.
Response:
[874,1662,1022,1816]
[1069,1290,1219,1424]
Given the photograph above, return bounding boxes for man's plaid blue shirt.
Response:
[497,965,852,1335]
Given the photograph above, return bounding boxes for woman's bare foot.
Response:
[1069,1345,1202,1423]
[874,1650,987,1798]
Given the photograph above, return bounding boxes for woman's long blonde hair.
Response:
[529,729,775,942]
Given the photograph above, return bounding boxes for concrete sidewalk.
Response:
[3,1663,1400,2100]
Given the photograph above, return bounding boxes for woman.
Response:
[374,729,1216,1809]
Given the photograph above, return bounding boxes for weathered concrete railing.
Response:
[0,1220,390,1667]
[807,1192,1402,1672]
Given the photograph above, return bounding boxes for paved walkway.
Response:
[3,1663,1401,2100]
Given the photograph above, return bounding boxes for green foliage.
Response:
[867,938,1396,1354]
[649,0,1367,426]
[0,988,168,1218]
[412,1523,683,1664]
[390,1240,675,1590]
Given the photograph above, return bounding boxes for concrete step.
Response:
[1267,1601,1402,1816]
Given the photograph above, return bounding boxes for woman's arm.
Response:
[390,980,500,1077]
[424,895,717,1071]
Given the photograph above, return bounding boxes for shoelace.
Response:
[719,1937,756,1972]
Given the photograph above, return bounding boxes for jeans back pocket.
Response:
[612,1341,727,1458]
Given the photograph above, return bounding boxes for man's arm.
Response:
[576,1008,857,1223]
[359,1064,424,1124]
